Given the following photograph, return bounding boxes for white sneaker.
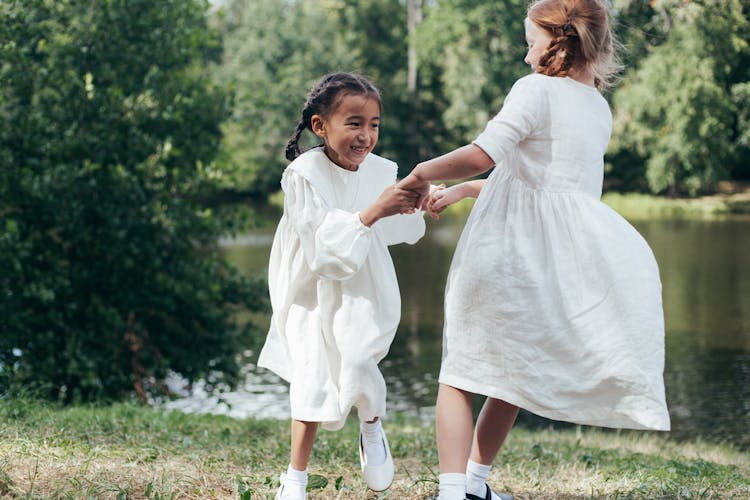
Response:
[359,425,394,491]
[275,473,307,500]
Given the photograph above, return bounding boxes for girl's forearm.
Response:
[359,205,381,227]
[458,179,485,199]
[412,144,495,182]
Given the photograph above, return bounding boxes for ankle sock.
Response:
[279,464,307,499]
[360,420,386,465]
[466,459,492,497]
[285,464,308,484]
[438,472,466,500]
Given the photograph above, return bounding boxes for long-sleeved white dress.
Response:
[258,147,425,431]
[439,74,670,431]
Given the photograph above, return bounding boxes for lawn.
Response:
[1,399,748,499]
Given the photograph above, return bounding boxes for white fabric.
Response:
[258,148,425,431]
[440,74,670,431]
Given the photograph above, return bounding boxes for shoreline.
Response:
[601,191,750,219]
[430,190,750,220]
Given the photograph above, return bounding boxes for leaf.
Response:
[306,474,328,491]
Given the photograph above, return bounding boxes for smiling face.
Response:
[524,17,553,70]
[311,93,380,171]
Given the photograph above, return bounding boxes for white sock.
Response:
[438,472,466,500]
[360,420,386,465]
[278,464,307,499]
[285,464,308,483]
[466,459,491,497]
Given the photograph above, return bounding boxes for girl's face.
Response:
[311,94,380,171]
[524,18,553,69]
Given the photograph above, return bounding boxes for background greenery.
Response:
[1,0,749,402]
[0,0,268,403]
[216,0,750,196]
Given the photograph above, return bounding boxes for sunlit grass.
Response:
[601,192,750,220]
[425,189,750,222]
[1,399,748,499]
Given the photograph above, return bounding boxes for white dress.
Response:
[258,147,425,431]
[439,74,670,431]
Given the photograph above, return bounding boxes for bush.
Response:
[0,0,268,402]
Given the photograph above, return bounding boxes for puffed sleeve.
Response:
[283,170,372,280]
[374,212,426,246]
[473,75,546,165]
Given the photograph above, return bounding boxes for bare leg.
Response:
[436,383,474,473]
[290,419,319,471]
[470,397,519,465]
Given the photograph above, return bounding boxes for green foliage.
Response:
[212,0,750,197]
[214,0,358,195]
[214,0,421,190]
[610,0,750,195]
[415,0,528,152]
[0,0,268,402]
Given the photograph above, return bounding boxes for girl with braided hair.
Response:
[400,1,670,498]
[258,72,426,499]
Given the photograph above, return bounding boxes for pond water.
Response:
[167,211,750,449]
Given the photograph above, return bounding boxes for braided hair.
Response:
[528,0,621,89]
[285,73,382,161]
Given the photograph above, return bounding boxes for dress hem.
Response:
[438,372,670,432]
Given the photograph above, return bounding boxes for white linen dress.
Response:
[439,74,670,431]
[258,147,425,431]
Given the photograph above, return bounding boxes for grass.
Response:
[600,192,750,220]
[0,399,748,499]
[426,188,750,221]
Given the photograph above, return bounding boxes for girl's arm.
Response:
[359,185,420,227]
[427,180,485,220]
[397,144,495,208]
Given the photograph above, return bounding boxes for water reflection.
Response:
[168,213,750,449]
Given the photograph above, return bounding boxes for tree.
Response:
[214,0,359,196]
[0,0,267,402]
[214,0,417,192]
[609,0,750,195]
[413,0,529,159]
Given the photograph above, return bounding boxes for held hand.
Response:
[427,184,464,220]
[396,172,430,210]
[425,184,445,220]
[360,185,420,226]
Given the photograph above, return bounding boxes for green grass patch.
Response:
[434,190,750,221]
[0,398,748,498]
[601,192,750,220]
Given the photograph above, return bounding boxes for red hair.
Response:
[528,0,620,88]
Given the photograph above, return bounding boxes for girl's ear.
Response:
[310,115,326,139]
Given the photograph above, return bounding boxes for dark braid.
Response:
[284,72,382,161]
[285,121,307,161]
